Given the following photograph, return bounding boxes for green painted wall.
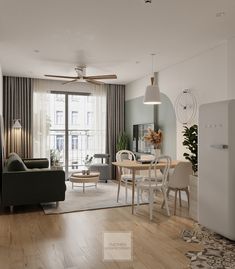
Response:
[125,95,154,150]
[125,93,176,159]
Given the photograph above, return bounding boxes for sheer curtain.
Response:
[33,79,51,159]
[90,85,107,154]
[33,79,107,161]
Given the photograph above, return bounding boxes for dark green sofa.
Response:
[1,153,66,212]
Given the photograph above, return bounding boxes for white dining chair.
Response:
[116,150,143,203]
[136,155,171,220]
[162,161,192,215]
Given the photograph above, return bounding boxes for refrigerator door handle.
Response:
[210,144,228,149]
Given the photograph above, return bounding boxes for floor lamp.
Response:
[13,119,22,156]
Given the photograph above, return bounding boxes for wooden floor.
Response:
[0,199,200,269]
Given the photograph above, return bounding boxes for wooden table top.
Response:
[71,172,100,178]
[112,160,179,170]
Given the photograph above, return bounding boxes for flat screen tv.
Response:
[133,123,155,154]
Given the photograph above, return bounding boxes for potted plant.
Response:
[84,154,93,170]
[182,124,198,221]
[50,149,60,167]
[116,132,129,152]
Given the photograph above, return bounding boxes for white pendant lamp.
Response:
[144,54,161,105]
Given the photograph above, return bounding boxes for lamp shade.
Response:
[143,84,161,105]
[13,119,22,129]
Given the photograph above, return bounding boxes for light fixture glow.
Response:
[13,119,22,129]
[144,54,161,105]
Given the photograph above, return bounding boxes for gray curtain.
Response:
[3,76,33,158]
[106,84,125,179]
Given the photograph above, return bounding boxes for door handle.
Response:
[210,144,228,149]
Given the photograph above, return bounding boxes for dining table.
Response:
[112,160,179,214]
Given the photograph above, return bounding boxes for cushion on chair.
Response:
[6,152,28,172]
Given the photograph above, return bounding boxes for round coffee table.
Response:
[70,172,100,192]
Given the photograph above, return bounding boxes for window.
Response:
[87,95,92,103]
[87,112,93,126]
[56,111,63,125]
[56,94,64,102]
[72,135,78,150]
[87,136,93,151]
[71,111,78,125]
[72,95,80,102]
[56,135,64,151]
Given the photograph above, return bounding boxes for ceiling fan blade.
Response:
[84,74,117,80]
[86,79,104,85]
[62,79,78,85]
[45,74,79,79]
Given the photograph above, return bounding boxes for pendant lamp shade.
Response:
[144,55,161,105]
[144,84,161,104]
[144,74,161,105]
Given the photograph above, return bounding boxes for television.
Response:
[133,123,155,154]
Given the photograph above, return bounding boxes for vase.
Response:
[154,148,161,158]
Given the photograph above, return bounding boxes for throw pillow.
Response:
[6,152,28,171]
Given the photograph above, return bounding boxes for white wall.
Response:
[0,64,2,115]
[126,43,228,159]
[228,37,235,99]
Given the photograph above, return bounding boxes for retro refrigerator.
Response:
[199,99,235,240]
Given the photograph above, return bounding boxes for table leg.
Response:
[117,168,121,202]
[132,169,136,214]
[83,183,85,193]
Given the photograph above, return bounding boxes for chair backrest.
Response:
[168,161,193,188]
[116,150,136,175]
[147,155,171,187]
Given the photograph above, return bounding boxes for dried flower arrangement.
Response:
[144,128,163,149]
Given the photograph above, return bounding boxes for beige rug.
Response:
[42,181,142,214]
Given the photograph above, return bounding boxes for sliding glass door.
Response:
[49,92,104,176]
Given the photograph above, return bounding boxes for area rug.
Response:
[42,181,144,215]
[181,224,235,269]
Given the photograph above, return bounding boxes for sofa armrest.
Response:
[23,158,49,169]
[2,170,66,206]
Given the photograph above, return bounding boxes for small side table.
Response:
[69,172,100,192]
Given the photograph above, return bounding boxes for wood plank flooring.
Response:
[0,199,201,269]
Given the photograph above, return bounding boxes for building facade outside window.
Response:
[56,135,64,151]
[71,111,79,125]
[56,111,63,125]
[71,135,78,150]
[87,111,94,126]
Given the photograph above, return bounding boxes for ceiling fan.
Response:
[44,66,117,85]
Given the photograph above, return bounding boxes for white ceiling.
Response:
[0,0,234,84]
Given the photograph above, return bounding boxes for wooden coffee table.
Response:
[69,172,100,192]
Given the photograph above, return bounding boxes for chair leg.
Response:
[163,189,170,216]
[149,189,154,221]
[179,190,182,207]
[140,189,145,202]
[185,187,190,208]
[125,180,128,203]
[137,186,140,208]
[117,177,121,203]
[174,189,178,215]
[167,188,170,198]
[162,188,170,209]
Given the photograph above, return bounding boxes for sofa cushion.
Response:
[6,152,28,171]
